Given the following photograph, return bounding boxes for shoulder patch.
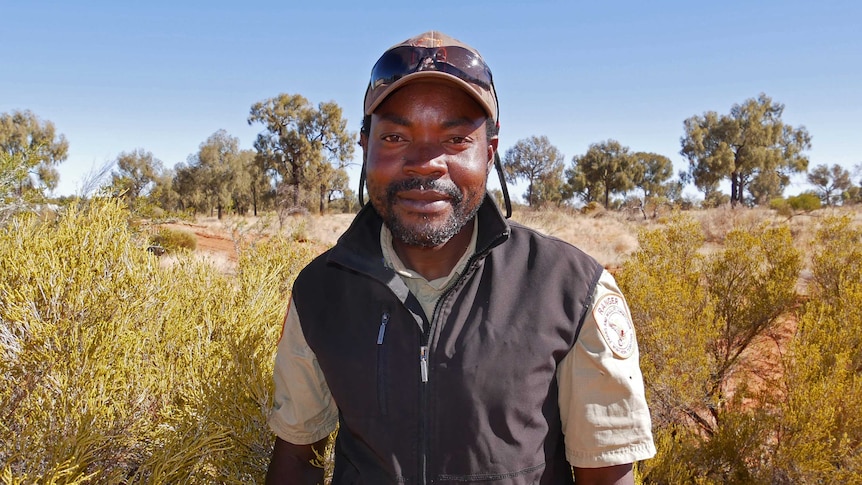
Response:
[593,293,635,359]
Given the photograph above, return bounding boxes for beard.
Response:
[373,177,485,248]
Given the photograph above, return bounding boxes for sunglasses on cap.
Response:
[370,45,494,92]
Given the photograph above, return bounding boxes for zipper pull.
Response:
[420,346,429,382]
[377,312,390,345]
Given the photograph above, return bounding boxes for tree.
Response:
[568,140,634,209]
[110,149,163,203]
[148,167,181,214]
[808,163,852,206]
[247,94,354,213]
[630,152,674,217]
[502,135,566,208]
[172,161,205,214]
[191,130,246,219]
[747,168,786,205]
[247,154,274,217]
[680,93,811,206]
[0,110,69,194]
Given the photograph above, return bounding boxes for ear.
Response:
[486,136,498,174]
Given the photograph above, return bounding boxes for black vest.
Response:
[293,197,603,484]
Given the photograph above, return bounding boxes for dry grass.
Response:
[510,207,645,269]
[178,205,862,286]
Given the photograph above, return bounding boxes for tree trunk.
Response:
[730,171,740,207]
[319,184,326,214]
[251,185,258,216]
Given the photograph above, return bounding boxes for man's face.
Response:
[362,81,497,247]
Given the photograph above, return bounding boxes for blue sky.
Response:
[3,1,860,200]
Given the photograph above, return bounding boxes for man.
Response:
[266,31,655,484]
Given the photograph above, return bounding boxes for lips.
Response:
[396,189,452,214]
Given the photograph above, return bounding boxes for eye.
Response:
[446,136,473,147]
[381,134,406,143]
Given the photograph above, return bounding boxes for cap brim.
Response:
[364,71,496,121]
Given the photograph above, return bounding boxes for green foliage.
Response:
[502,135,567,208]
[617,216,717,433]
[619,215,804,482]
[787,192,822,212]
[0,110,69,193]
[768,197,792,216]
[150,227,198,252]
[680,93,811,206]
[807,163,852,206]
[770,193,821,215]
[0,199,318,483]
[770,216,862,482]
[808,215,862,302]
[630,152,674,203]
[248,94,355,214]
[568,139,634,209]
[110,148,163,204]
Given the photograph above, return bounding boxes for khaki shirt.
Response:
[270,220,655,467]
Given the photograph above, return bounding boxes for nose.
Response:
[402,141,447,177]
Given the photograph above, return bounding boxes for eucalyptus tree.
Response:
[502,135,566,208]
[568,139,634,209]
[0,110,68,195]
[110,149,163,203]
[630,151,674,217]
[248,94,354,212]
[808,163,852,206]
[680,93,811,206]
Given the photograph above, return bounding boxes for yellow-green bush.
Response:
[0,199,317,483]
[150,226,197,252]
[620,214,862,484]
[619,215,803,483]
[768,217,862,483]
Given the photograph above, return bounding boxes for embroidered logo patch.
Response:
[593,293,635,359]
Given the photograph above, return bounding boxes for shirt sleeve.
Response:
[268,296,339,445]
[557,270,656,468]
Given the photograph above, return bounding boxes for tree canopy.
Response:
[680,93,811,206]
[568,139,634,209]
[808,163,852,206]
[502,135,567,207]
[248,94,354,213]
[0,110,69,194]
[173,130,255,219]
[110,149,163,203]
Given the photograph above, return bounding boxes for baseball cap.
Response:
[363,31,498,122]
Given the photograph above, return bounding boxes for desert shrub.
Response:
[150,226,197,252]
[0,199,318,483]
[770,228,862,482]
[787,192,821,212]
[808,215,862,302]
[769,197,792,217]
[619,215,802,483]
[617,216,717,431]
[701,191,731,208]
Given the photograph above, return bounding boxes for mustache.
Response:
[386,178,462,203]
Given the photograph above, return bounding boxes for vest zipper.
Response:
[417,232,501,485]
[418,318,431,485]
[377,312,390,415]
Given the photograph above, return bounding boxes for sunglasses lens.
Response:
[370,47,417,89]
[370,46,492,91]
